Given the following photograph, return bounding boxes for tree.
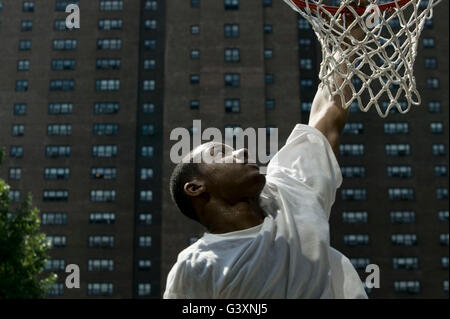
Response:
[0,148,56,298]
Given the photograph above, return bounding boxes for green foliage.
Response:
[0,147,56,299]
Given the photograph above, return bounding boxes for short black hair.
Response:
[169,162,202,222]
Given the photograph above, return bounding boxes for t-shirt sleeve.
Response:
[266,124,342,218]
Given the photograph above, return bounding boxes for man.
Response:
[164,0,368,299]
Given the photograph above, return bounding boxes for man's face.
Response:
[190,142,266,202]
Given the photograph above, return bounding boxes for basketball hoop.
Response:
[284,0,442,118]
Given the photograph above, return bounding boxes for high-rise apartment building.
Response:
[0,0,447,299]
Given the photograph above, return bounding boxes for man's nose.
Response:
[232,148,248,163]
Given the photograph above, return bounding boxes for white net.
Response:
[283,0,442,118]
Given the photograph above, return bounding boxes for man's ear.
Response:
[183,179,206,198]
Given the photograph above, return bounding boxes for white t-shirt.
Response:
[164,124,368,299]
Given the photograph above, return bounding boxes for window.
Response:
[387,166,412,178]
[43,190,68,202]
[390,211,415,224]
[141,124,155,136]
[189,74,200,84]
[98,19,123,31]
[225,48,240,62]
[350,258,371,270]
[44,168,70,180]
[341,189,367,201]
[139,236,152,247]
[437,188,448,200]
[144,19,157,30]
[47,283,64,296]
[393,257,419,270]
[97,38,122,50]
[143,59,156,69]
[343,122,364,135]
[439,234,449,247]
[51,59,76,71]
[265,74,274,84]
[8,168,22,180]
[391,234,417,246]
[91,168,116,180]
[10,146,24,158]
[341,166,366,178]
[384,122,409,134]
[265,99,275,110]
[140,190,153,202]
[88,259,114,272]
[300,58,313,70]
[394,281,420,294]
[386,144,411,156]
[93,124,119,136]
[444,281,449,293]
[388,188,414,201]
[340,144,364,156]
[190,25,200,34]
[50,80,75,91]
[430,122,443,134]
[138,283,151,297]
[442,257,449,269]
[143,39,156,50]
[139,213,152,225]
[144,1,158,11]
[142,103,155,114]
[422,37,435,48]
[143,80,155,91]
[224,0,239,10]
[438,211,449,222]
[428,101,441,113]
[138,259,152,271]
[54,19,67,31]
[298,18,311,30]
[191,0,200,7]
[100,0,123,11]
[224,24,239,38]
[301,102,312,112]
[190,100,199,110]
[190,50,200,59]
[97,58,121,70]
[264,24,273,34]
[141,146,154,157]
[224,73,240,88]
[92,145,117,158]
[42,212,67,225]
[56,0,79,11]
[432,144,446,156]
[44,259,66,272]
[426,77,439,89]
[12,125,24,137]
[344,234,370,246]
[94,102,119,114]
[15,80,28,92]
[263,0,272,7]
[300,78,313,88]
[14,103,27,116]
[47,235,67,248]
[264,49,273,59]
[225,99,240,113]
[9,190,20,202]
[88,236,115,248]
[19,40,32,51]
[53,39,77,50]
[23,1,35,12]
[87,283,113,296]
[45,145,71,158]
[21,20,33,31]
[425,57,438,69]
[49,103,73,115]
[298,38,313,49]
[89,212,115,224]
[342,211,368,224]
[96,79,120,91]
[47,124,72,136]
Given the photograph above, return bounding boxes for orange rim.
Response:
[291,0,413,15]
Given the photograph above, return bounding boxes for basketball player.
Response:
[164,0,369,299]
